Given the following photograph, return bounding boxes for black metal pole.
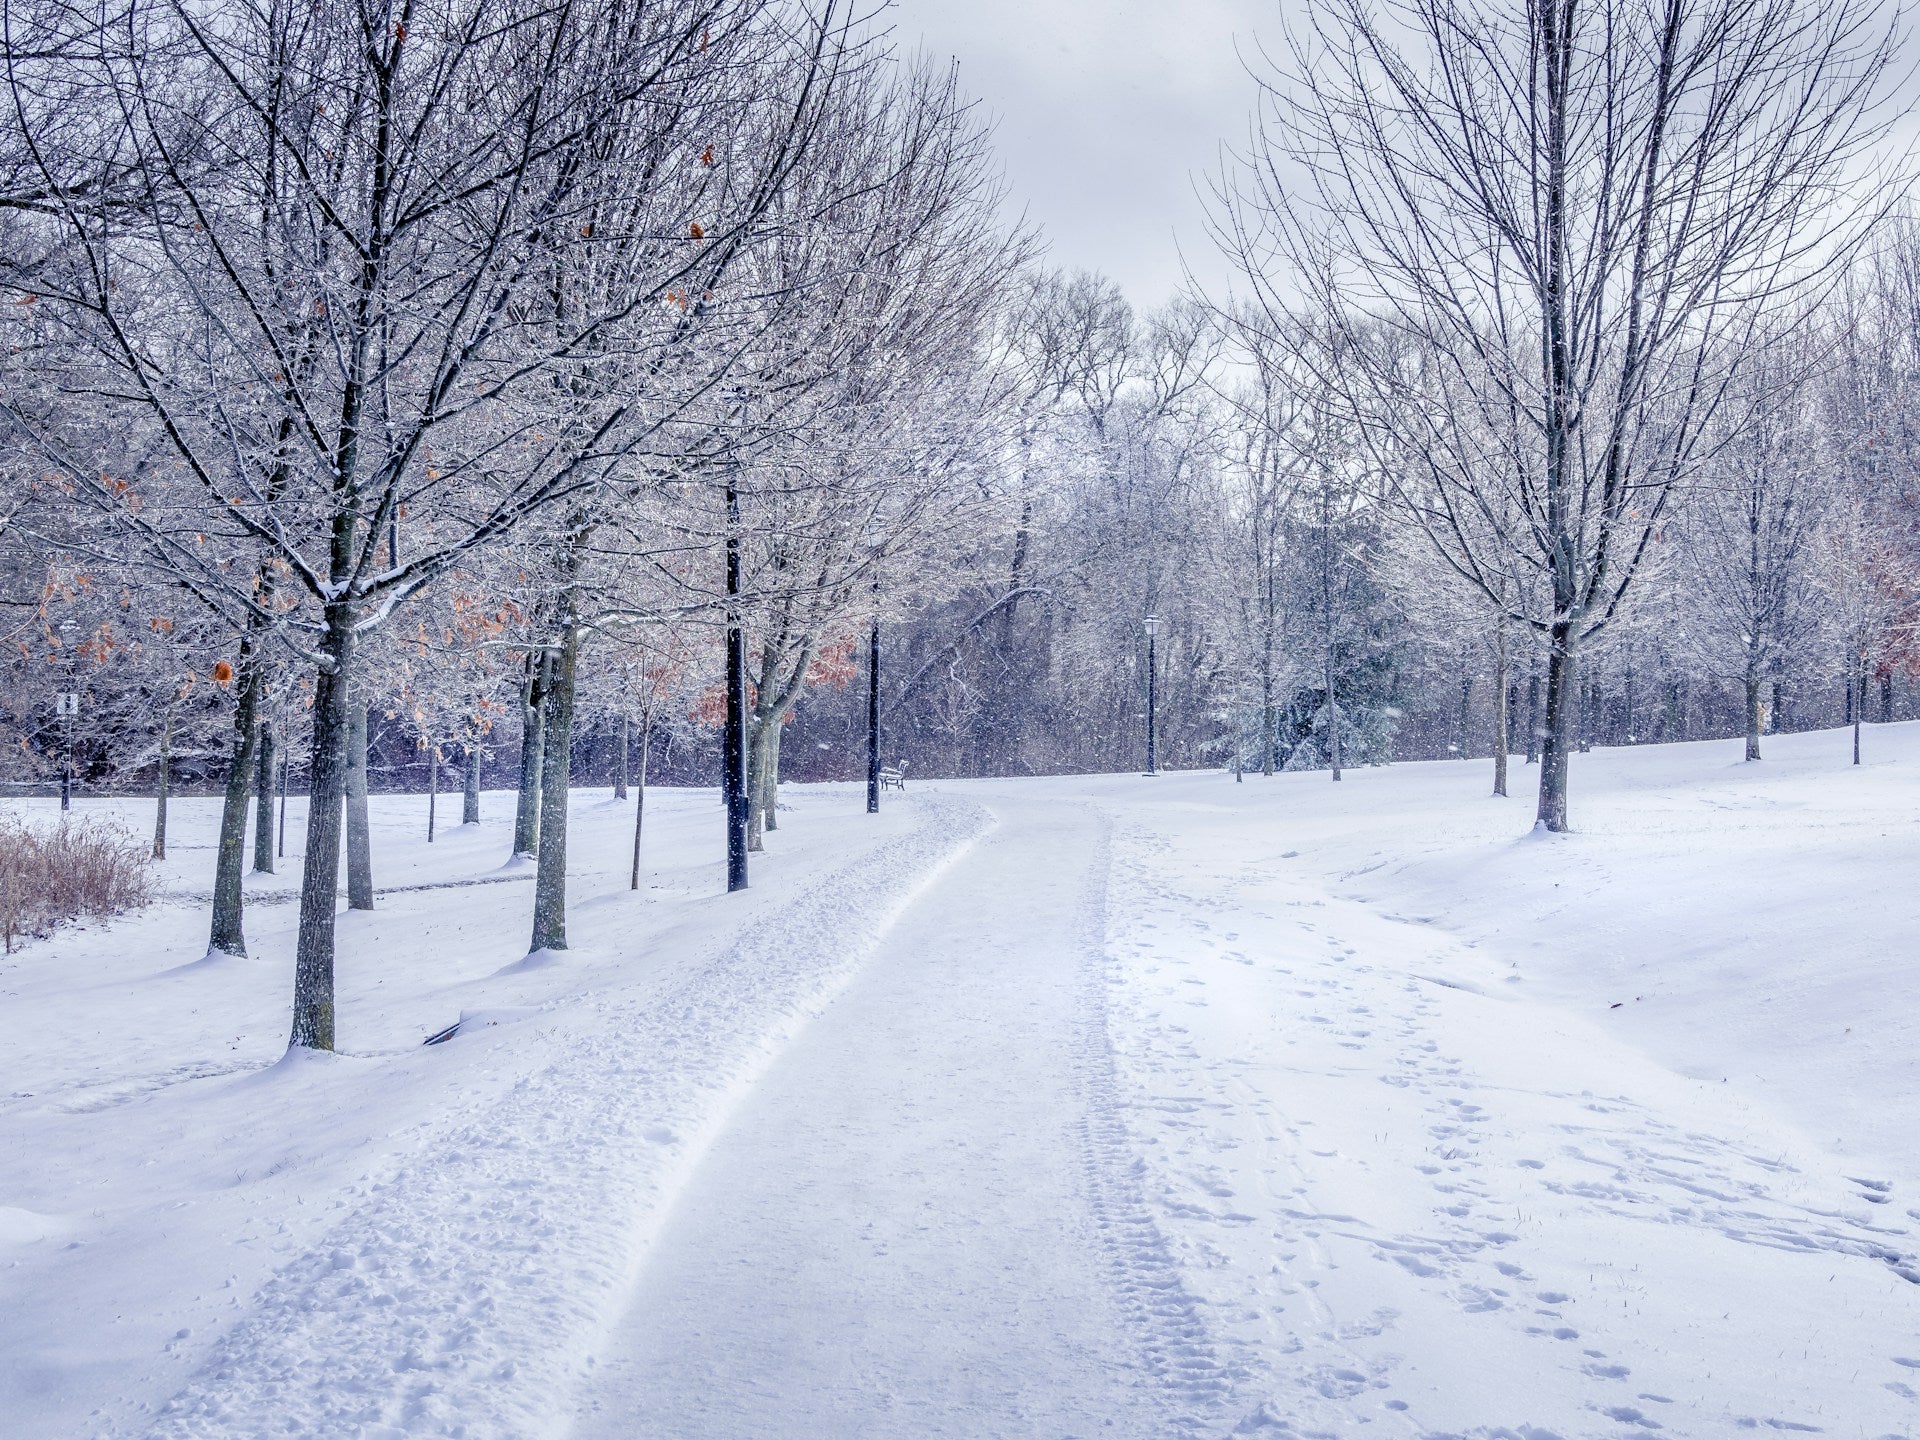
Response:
[61,711,72,811]
[866,617,881,814]
[723,478,749,892]
[1146,633,1158,776]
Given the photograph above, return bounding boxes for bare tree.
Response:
[1216,0,1901,828]
[1676,346,1828,761]
[1213,305,1307,775]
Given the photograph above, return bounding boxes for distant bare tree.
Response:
[1676,345,1829,762]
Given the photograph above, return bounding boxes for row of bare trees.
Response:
[0,0,1031,1049]
[765,0,1914,813]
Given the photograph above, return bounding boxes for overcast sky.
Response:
[884,0,1278,309]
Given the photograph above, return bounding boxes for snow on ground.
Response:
[2,723,1917,1438]
[1083,723,1920,1437]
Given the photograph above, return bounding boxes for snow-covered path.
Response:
[7,727,1920,1438]
[570,795,1212,1439]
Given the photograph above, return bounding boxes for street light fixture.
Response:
[864,530,885,816]
[56,691,79,810]
[866,604,881,816]
[1143,615,1160,776]
[722,418,748,893]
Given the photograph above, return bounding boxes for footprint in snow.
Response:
[1389,1251,1444,1278]
[1308,1365,1371,1400]
[1602,1406,1660,1428]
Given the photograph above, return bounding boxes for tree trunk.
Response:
[291,608,354,1052]
[630,716,652,892]
[614,713,629,800]
[745,716,773,851]
[344,692,374,911]
[252,715,276,874]
[1259,663,1276,776]
[1881,671,1894,723]
[1770,678,1785,734]
[752,721,775,833]
[1536,625,1575,831]
[209,646,263,957]
[1744,650,1763,762]
[463,744,482,825]
[1525,663,1542,765]
[530,616,579,953]
[152,712,171,861]
[1853,665,1864,766]
[1456,670,1475,759]
[1492,624,1509,798]
[1325,645,1342,781]
[277,751,289,859]
[512,655,547,857]
[427,745,439,843]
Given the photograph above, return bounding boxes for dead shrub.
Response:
[0,815,154,953]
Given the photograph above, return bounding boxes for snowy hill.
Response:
[2,725,1917,1438]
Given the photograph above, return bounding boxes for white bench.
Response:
[878,762,908,792]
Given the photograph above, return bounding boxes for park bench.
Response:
[878,761,908,792]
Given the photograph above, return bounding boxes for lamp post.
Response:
[56,691,78,810]
[863,537,884,815]
[723,459,749,892]
[1143,614,1160,776]
[866,613,881,814]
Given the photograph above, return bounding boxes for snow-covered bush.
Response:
[0,817,152,953]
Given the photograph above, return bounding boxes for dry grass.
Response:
[0,815,154,953]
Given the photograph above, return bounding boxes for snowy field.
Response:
[3,724,1918,1440]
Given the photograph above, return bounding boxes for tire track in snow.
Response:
[125,793,994,1440]
[1096,833,1391,1439]
[1074,806,1235,1435]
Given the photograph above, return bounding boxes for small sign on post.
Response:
[55,692,79,716]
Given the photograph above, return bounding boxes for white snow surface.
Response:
[2,723,1918,1439]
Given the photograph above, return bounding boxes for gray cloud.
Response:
[886,0,1277,308]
